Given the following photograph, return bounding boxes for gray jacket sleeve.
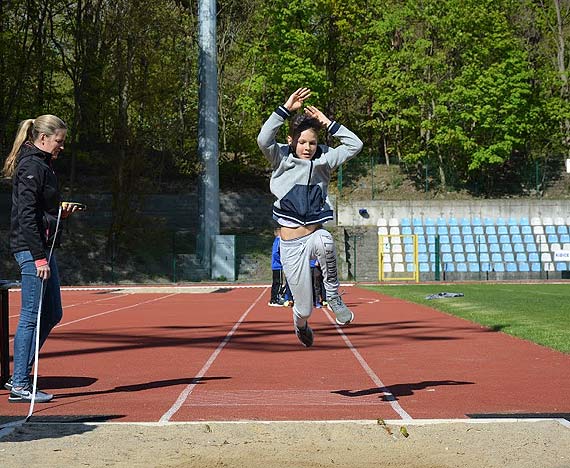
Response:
[321,121,364,170]
[256,106,291,169]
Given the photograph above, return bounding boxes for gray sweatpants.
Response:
[279,228,340,329]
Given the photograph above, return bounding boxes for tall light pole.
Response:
[197,0,219,277]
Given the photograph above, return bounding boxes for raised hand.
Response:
[284,87,311,112]
[304,105,331,128]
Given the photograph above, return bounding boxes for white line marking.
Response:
[159,287,268,423]
[4,418,567,428]
[53,293,178,329]
[323,309,413,421]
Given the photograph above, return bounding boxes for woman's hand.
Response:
[284,88,311,112]
[36,264,51,280]
[304,105,331,128]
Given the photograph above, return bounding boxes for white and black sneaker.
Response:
[295,324,314,348]
[327,295,354,326]
[9,386,53,404]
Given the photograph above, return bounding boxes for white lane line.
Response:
[52,293,179,330]
[323,309,413,421]
[159,287,268,423]
[7,293,138,340]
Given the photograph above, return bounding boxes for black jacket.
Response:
[10,143,61,260]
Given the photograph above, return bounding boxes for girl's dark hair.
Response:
[288,114,321,139]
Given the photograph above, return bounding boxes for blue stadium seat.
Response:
[560,234,570,243]
[518,262,530,272]
[511,234,523,244]
[497,226,509,235]
[460,217,471,226]
[504,253,515,262]
[449,218,458,226]
[485,226,496,235]
[488,234,499,244]
[467,253,478,262]
[480,253,490,262]
[469,263,480,272]
[473,226,484,235]
[531,263,541,272]
[529,252,540,262]
[437,217,447,226]
[429,253,436,262]
[413,218,423,227]
[450,226,460,236]
[405,253,415,263]
[548,234,559,243]
[451,235,462,244]
[425,218,435,226]
[526,242,537,252]
[491,253,502,262]
[438,226,449,236]
[508,217,518,226]
[472,217,482,226]
[453,244,464,253]
[496,218,506,226]
[442,253,453,262]
[414,226,425,235]
[402,226,413,235]
[460,234,472,244]
[509,225,520,235]
[490,243,501,253]
[444,263,455,272]
[521,225,532,235]
[407,263,416,273]
[456,263,467,272]
[515,252,527,262]
[426,226,436,235]
[401,218,411,226]
[418,244,427,253]
[481,262,492,272]
[499,235,510,244]
[420,263,430,272]
[506,263,517,272]
[405,243,414,252]
[484,217,494,226]
[440,235,450,244]
[419,253,428,263]
[461,226,473,235]
[520,217,530,225]
[523,234,535,243]
[513,243,525,253]
[465,243,476,253]
[556,262,567,271]
[545,225,556,235]
[501,243,512,253]
[557,225,568,235]
[427,237,437,248]
[493,262,505,272]
[455,253,466,262]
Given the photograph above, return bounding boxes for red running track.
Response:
[1,286,569,423]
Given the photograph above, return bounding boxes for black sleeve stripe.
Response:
[275,106,291,119]
[328,121,341,134]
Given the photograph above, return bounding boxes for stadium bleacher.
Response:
[378,216,570,279]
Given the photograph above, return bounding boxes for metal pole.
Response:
[197,0,219,278]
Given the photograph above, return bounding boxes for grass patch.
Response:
[363,283,570,354]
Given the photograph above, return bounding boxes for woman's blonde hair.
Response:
[2,114,67,178]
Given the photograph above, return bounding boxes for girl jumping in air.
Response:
[257,87,363,347]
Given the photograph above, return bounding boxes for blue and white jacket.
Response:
[257,106,363,226]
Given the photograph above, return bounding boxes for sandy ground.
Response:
[1,420,569,467]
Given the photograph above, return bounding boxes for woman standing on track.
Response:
[2,115,79,403]
[257,87,363,347]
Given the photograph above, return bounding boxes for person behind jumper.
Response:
[2,115,80,403]
[269,226,293,307]
[257,87,363,347]
[311,258,326,308]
